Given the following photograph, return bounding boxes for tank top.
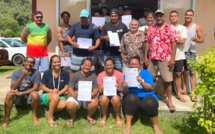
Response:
[26,22,49,57]
[184,23,196,53]
[61,26,73,52]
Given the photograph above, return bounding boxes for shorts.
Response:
[33,56,49,72]
[70,53,95,71]
[66,97,87,109]
[40,93,67,107]
[94,50,104,66]
[148,60,173,82]
[104,55,122,70]
[173,60,185,74]
[184,52,196,72]
[14,93,33,105]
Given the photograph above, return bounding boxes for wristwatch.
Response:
[19,92,23,96]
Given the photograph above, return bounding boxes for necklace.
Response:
[52,69,61,90]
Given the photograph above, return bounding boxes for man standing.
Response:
[21,11,52,73]
[169,11,187,102]
[57,11,73,59]
[2,56,41,128]
[144,9,177,112]
[101,9,128,71]
[183,9,204,102]
[119,20,145,71]
[67,9,100,76]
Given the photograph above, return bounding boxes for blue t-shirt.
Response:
[11,69,41,91]
[42,69,69,93]
[68,22,100,56]
[127,69,158,101]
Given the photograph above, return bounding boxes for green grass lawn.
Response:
[0,65,22,76]
[0,105,204,134]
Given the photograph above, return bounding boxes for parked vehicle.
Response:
[0,38,26,66]
[10,38,26,46]
[0,49,10,66]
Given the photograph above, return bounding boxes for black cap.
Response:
[109,8,119,15]
[123,6,131,11]
[143,8,150,12]
[33,11,43,16]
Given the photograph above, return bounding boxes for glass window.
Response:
[2,39,25,47]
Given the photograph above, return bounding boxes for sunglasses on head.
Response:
[35,16,43,19]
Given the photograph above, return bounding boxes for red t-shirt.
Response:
[97,70,123,85]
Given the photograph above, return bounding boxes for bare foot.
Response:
[153,124,163,134]
[2,122,8,129]
[116,116,122,127]
[99,120,106,127]
[33,118,40,126]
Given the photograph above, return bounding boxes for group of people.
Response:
[1,4,204,134]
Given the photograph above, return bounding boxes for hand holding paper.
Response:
[124,68,139,87]
[103,77,117,96]
[78,81,92,101]
[77,38,92,49]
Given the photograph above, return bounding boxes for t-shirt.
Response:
[138,17,147,27]
[101,22,128,56]
[26,22,50,57]
[11,69,41,91]
[97,70,123,85]
[175,25,187,60]
[68,22,100,56]
[42,69,69,92]
[69,71,98,91]
[61,25,73,52]
[126,69,158,101]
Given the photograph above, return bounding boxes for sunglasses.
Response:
[35,16,43,19]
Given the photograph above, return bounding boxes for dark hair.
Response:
[80,57,93,70]
[61,11,70,18]
[170,10,179,15]
[129,56,141,65]
[94,9,103,16]
[33,11,43,16]
[49,55,61,69]
[147,12,154,17]
[185,9,194,15]
[104,58,115,66]
[24,56,35,64]
[117,4,124,9]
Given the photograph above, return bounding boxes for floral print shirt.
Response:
[145,22,177,61]
[119,30,145,66]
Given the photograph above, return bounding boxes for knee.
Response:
[111,96,121,104]
[6,91,14,99]
[125,94,139,103]
[60,101,67,109]
[99,96,109,104]
[90,98,99,106]
[66,102,78,110]
[30,92,39,101]
[51,94,60,101]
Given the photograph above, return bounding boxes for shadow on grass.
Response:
[172,115,205,134]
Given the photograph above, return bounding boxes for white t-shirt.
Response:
[139,25,149,32]
[175,25,187,60]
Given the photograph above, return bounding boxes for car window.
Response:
[0,41,7,47]
[2,39,25,47]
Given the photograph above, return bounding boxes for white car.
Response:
[0,38,26,66]
[10,38,26,46]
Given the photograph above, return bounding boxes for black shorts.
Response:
[173,60,184,73]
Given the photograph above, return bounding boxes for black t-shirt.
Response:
[101,22,128,56]
[68,22,100,56]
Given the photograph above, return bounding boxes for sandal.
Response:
[67,119,74,126]
[176,96,186,102]
[167,104,176,113]
[123,128,131,134]
[190,94,198,102]
[158,95,167,100]
[87,119,96,125]
[48,122,58,127]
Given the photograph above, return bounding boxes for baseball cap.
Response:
[109,8,119,16]
[155,9,164,15]
[33,11,43,16]
[123,6,131,11]
[80,9,89,18]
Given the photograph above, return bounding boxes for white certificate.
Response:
[107,31,120,46]
[92,17,105,27]
[77,38,92,49]
[61,57,71,67]
[124,68,139,87]
[77,81,92,101]
[122,15,132,29]
[103,77,117,96]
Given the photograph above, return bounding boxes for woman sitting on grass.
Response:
[122,56,162,134]
[97,58,123,127]
[66,58,98,126]
[40,55,69,127]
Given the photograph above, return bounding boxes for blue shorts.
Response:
[33,56,49,72]
[103,55,122,70]
[70,53,95,71]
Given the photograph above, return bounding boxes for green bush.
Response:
[189,47,215,133]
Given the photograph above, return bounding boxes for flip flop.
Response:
[67,119,74,126]
[48,122,58,127]
[176,96,186,102]
[190,95,198,102]
[158,95,167,100]
[88,119,96,125]
[167,104,176,113]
